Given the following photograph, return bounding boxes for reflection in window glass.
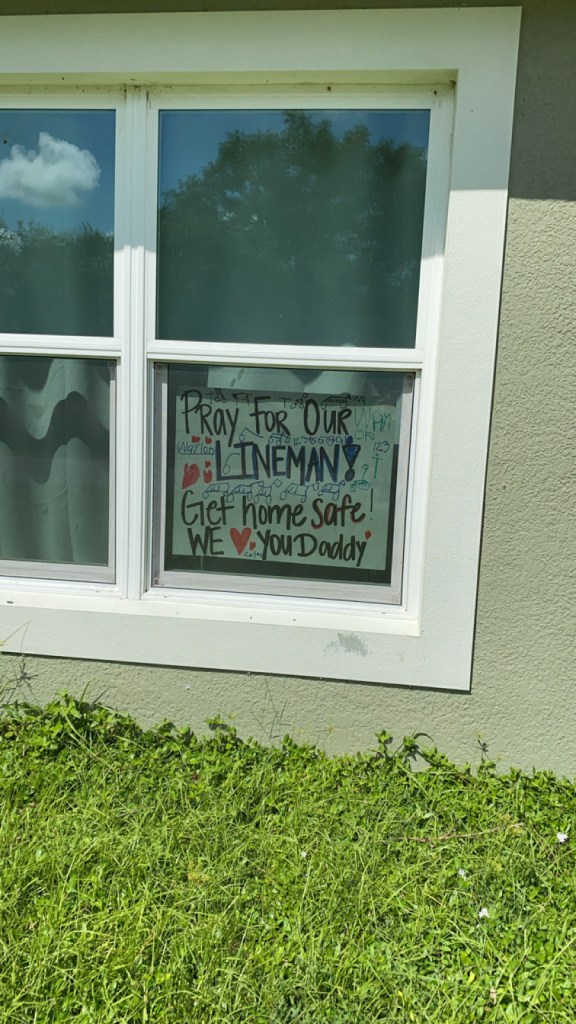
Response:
[161,363,412,591]
[0,356,111,567]
[0,110,115,336]
[157,109,429,348]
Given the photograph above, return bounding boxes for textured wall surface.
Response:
[1,0,575,774]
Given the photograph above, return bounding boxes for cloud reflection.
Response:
[0,132,100,208]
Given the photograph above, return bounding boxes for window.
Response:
[151,99,432,603]
[0,10,521,690]
[0,356,114,580]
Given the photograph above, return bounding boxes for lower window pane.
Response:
[0,356,112,572]
[158,364,413,599]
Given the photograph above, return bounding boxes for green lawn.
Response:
[0,695,575,1023]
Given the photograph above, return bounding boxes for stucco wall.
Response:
[1,0,575,774]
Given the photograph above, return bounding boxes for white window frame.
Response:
[0,9,521,692]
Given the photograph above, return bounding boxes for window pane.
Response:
[157,109,429,348]
[0,356,112,567]
[161,364,412,591]
[0,110,115,336]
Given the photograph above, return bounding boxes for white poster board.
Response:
[165,368,411,587]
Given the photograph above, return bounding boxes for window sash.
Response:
[0,90,127,348]
[141,87,450,604]
[0,92,126,585]
[143,86,450,369]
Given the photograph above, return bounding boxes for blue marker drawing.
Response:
[342,435,361,481]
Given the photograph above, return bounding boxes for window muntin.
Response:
[156,108,429,348]
[155,363,413,602]
[0,355,115,581]
[0,109,115,337]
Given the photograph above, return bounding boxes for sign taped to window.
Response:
[163,365,412,589]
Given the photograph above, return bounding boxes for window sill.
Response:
[0,584,430,684]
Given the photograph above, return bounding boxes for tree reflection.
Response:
[0,113,427,345]
[0,220,113,336]
[157,111,428,348]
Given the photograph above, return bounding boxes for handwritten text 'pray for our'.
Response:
[180,389,362,485]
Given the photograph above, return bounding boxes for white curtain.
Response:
[0,356,110,566]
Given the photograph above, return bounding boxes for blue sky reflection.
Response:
[0,110,115,234]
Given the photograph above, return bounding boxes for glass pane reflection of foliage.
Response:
[158,111,429,348]
[0,110,114,337]
[0,222,113,336]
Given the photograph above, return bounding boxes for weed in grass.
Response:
[0,695,575,1021]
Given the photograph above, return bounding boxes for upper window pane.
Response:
[157,108,429,348]
[0,110,115,336]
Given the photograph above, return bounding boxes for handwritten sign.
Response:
[165,370,409,585]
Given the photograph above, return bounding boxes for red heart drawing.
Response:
[203,469,213,483]
[205,436,212,443]
[182,463,200,489]
[191,435,200,443]
[365,530,372,539]
[249,541,256,551]
[230,527,251,555]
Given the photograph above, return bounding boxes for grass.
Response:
[0,695,575,1022]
